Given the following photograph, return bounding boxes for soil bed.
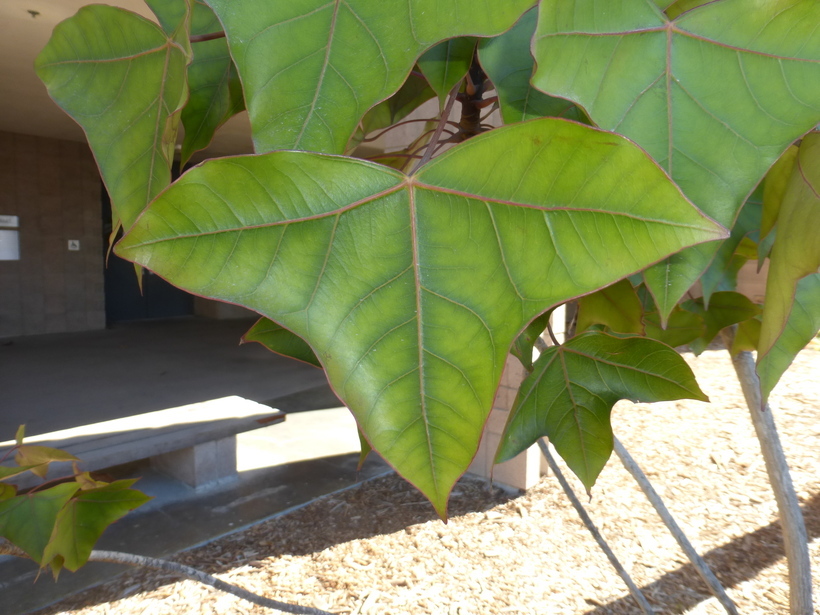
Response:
[38,344,820,614]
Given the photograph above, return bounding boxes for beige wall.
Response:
[0,130,104,338]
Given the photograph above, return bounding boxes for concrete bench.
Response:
[0,396,285,490]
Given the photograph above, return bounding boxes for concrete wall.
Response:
[0,130,104,338]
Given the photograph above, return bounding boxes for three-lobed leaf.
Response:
[205,0,537,154]
[497,331,708,490]
[117,118,724,515]
[531,0,820,318]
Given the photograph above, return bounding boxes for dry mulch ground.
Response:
[37,343,819,614]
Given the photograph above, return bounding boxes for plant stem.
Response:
[612,437,739,614]
[720,328,813,615]
[190,31,226,43]
[0,541,334,615]
[538,440,656,615]
[412,81,461,173]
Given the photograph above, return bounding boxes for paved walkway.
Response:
[0,318,390,614]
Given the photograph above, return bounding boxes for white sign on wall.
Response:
[0,229,20,260]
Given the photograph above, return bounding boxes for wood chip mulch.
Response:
[36,343,820,614]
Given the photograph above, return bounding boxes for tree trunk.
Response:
[721,329,813,614]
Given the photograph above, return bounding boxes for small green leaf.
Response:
[243,318,322,368]
[14,426,25,446]
[206,0,536,153]
[758,133,820,402]
[478,8,586,125]
[644,305,706,348]
[758,274,820,402]
[731,317,762,357]
[576,279,644,335]
[0,483,80,563]
[35,5,189,230]
[511,310,553,372]
[418,38,476,107]
[497,331,708,490]
[42,480,151,573]
[682,291,761,355]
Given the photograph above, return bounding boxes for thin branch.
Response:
[412,81,462,173]
[361,118,441,143]
[613,437,739,615]
[538,440,656,615]
[546,320,561,347]
[0,541,334,615]
[190,31,226,43]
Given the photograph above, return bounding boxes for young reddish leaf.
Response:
[497,331,708,490]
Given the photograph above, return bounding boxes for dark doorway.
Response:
[101,183,194,324]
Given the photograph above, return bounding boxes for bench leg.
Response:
[151,436,238,488]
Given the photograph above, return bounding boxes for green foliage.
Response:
[36,0,820,514]
[576,280,644,335]
[530,0,820,318]
[757,133,820,403]
[0,434,150,575]
[497,331,708,490]
[117,119,721,514]
[34,5,189,232]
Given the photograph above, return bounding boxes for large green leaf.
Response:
[757,133,820,402]
[42,480,151,573]
[117,119,724,515]
[148,0,245,166]
[0,483,79,563]
[497,331,708,490]
[205,0,536,154]
[531,0,820,318]
[477,8,586,126]
[418,38,476,107]
[35,5,189,231]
